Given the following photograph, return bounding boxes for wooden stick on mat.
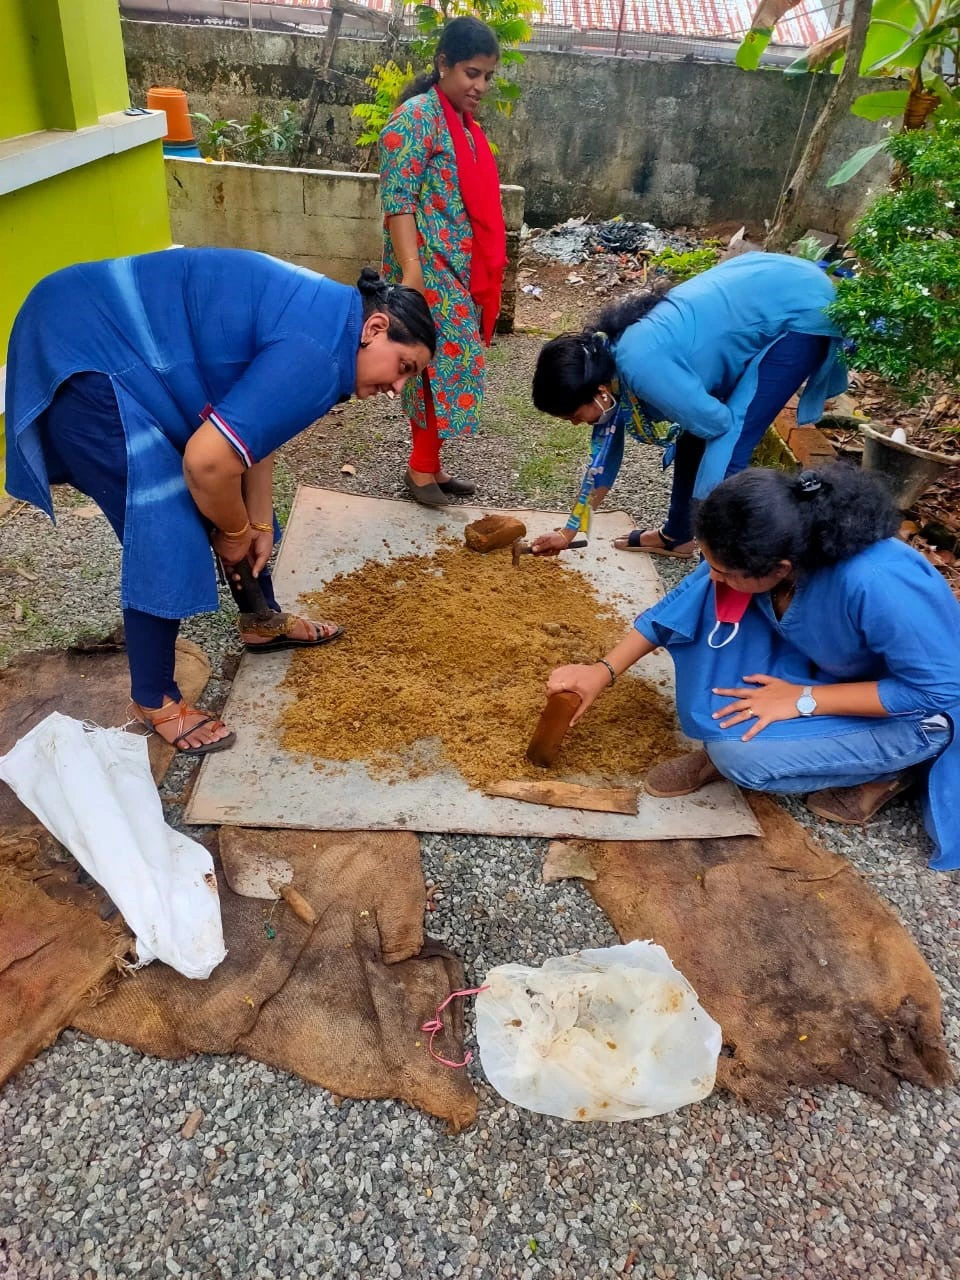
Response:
[485,779,638,815]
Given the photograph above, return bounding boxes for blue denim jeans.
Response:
[705,716,950,793]
[661,331,830,545]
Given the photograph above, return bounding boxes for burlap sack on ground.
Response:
[543,793,952,1107]
[0,635,210,1085]
[0,868,127,1086]
[74,830,478,1131]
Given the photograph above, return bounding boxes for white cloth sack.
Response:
[0,712,226,979]
[476,941,721,1121]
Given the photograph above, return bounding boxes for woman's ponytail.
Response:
[791,465,899,570]
[397,67,440,105]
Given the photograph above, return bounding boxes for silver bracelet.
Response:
[597,658,616,686]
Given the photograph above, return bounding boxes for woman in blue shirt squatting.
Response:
[4,250,435,756]
[547,464,960,873]
[528,253,847,559]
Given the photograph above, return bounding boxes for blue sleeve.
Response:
[634,561,712,647]
[596,419,625,490]
[618,340,733,441]
[207,336,341,464]
[850,554,960,715]
[564,420,623,534]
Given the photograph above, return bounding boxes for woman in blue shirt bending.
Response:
[548,465,960,872]
[529,253,847,558]
[4,250,435,756]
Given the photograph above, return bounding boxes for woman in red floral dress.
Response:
[379,17,507,505]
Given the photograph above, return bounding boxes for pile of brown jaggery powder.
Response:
[281,541,678,790]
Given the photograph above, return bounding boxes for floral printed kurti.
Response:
[380,90,485,440]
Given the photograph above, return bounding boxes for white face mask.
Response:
[593,393,617,426]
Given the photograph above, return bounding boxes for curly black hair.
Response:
[531,283,672,418]
[695,464,901,577]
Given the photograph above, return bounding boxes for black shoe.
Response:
[438,475,476,497]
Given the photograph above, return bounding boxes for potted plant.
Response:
[828,118,960,506]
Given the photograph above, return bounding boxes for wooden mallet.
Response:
[511,536,587,567]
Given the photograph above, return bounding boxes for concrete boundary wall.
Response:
[166,157,525,330]
[128,20,892,233]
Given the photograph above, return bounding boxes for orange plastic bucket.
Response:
[146,87,194,143]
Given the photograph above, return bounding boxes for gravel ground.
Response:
[1,329,959,1280]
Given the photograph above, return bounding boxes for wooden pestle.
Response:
[526,691,581,768]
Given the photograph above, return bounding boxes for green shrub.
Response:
[650,245,721,282]
[829,120,960,399]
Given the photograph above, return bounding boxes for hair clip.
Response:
[796,470,822,497]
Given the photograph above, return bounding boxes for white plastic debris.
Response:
[0,712,226,978]
[476,940,721,1121]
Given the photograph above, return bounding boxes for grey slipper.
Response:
[405,470,448,507]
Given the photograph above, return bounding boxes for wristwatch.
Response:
[796,685,818,717]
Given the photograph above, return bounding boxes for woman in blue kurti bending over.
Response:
[4,250,435,756]
[548,465,960,872]
[529,253,847,558]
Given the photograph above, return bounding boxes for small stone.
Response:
[180,1110,204,1140]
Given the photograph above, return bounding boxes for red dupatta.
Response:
[434,86,507,346]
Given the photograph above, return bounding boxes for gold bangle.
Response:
[250,521,273,533]
[220,521,250,539]
[399,255,421,265]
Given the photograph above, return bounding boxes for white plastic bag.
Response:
[476,941,721,1121]
[0,712,226,979]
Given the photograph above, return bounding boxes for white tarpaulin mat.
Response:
[186,489,759,840]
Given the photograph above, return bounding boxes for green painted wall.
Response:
[87,0,132,116]
[0,143,171,487]
[0,0,130,140]
[26,0,98,130]
[0,2,47,140]
[0,1,167,493]
[0,141,171,355]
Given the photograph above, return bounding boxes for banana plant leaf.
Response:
[735,0,807,69]
[827,138,889,186]
[851,88,911,117]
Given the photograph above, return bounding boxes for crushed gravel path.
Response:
[0,330,958,1280]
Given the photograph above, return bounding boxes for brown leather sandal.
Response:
[133,699,236,756]
[241,615,345,655]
